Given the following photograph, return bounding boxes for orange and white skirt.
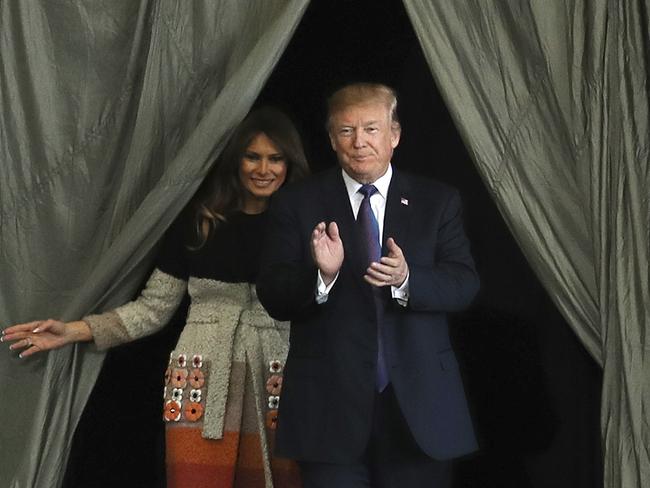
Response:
[163,354,300,488]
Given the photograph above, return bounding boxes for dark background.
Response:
[64,2,603,487]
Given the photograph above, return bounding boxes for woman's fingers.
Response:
[32,319,61,333]
[11,337,42,358]
[2,319,67,358]
[2,320,42,336]
[8,335,31,350]
[2,329,33,343]
[6,333,49,358]
[18,343,42,359]
[2,319,63,341]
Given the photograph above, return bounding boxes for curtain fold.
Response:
[403,1,649,487]
[0,1,309,486]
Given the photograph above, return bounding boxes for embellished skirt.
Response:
[163,353,300,488]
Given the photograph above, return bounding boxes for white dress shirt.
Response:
[316,164,409,304]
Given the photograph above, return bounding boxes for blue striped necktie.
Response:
[357,184,389,391]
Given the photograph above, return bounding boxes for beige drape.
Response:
[403,1,649,487]
[0,1,308,486]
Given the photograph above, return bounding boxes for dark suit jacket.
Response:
[257,167,479,463]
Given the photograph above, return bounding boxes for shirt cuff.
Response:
[315,270,339,304]
[391,272,410,307]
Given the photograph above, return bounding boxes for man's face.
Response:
[328,101,400,184]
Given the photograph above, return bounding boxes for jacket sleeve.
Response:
[407,189,479,312]
[256,189,319,322]
[84,268,187,350]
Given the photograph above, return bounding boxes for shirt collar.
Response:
[341,164,393,200]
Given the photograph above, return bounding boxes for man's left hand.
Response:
[364,237,409,287]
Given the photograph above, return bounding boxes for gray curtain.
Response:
[0,1,308,486]
[403,1,649,487]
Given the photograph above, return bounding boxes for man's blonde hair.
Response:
[327,82,401,132]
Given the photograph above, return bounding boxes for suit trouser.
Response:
[298,385,452,488]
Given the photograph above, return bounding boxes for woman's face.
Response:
[239,132,288,212]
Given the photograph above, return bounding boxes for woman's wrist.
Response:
[68,320,93,343]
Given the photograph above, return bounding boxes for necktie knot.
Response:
[358,184,378,199]
[356,184,381,265]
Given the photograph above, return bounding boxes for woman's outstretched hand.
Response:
[1,319,92,358]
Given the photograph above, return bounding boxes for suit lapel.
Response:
[383,170,411,254]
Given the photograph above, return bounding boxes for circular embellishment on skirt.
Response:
[171,368,188,388]
[171,388,183,402]
[266,409,279,430]
[189,389,202,403]
[189,368,205,389]
[269,360,283,373]
[266,375,283,395]
[164,400,182,422]
[268,395,280,409]
[184,401,204,422]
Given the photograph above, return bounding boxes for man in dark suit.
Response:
[257,82,479,487]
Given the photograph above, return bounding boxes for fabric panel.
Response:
[402,1,649,487]
[0,1,309,486]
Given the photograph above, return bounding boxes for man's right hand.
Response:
[311,221,344,286]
